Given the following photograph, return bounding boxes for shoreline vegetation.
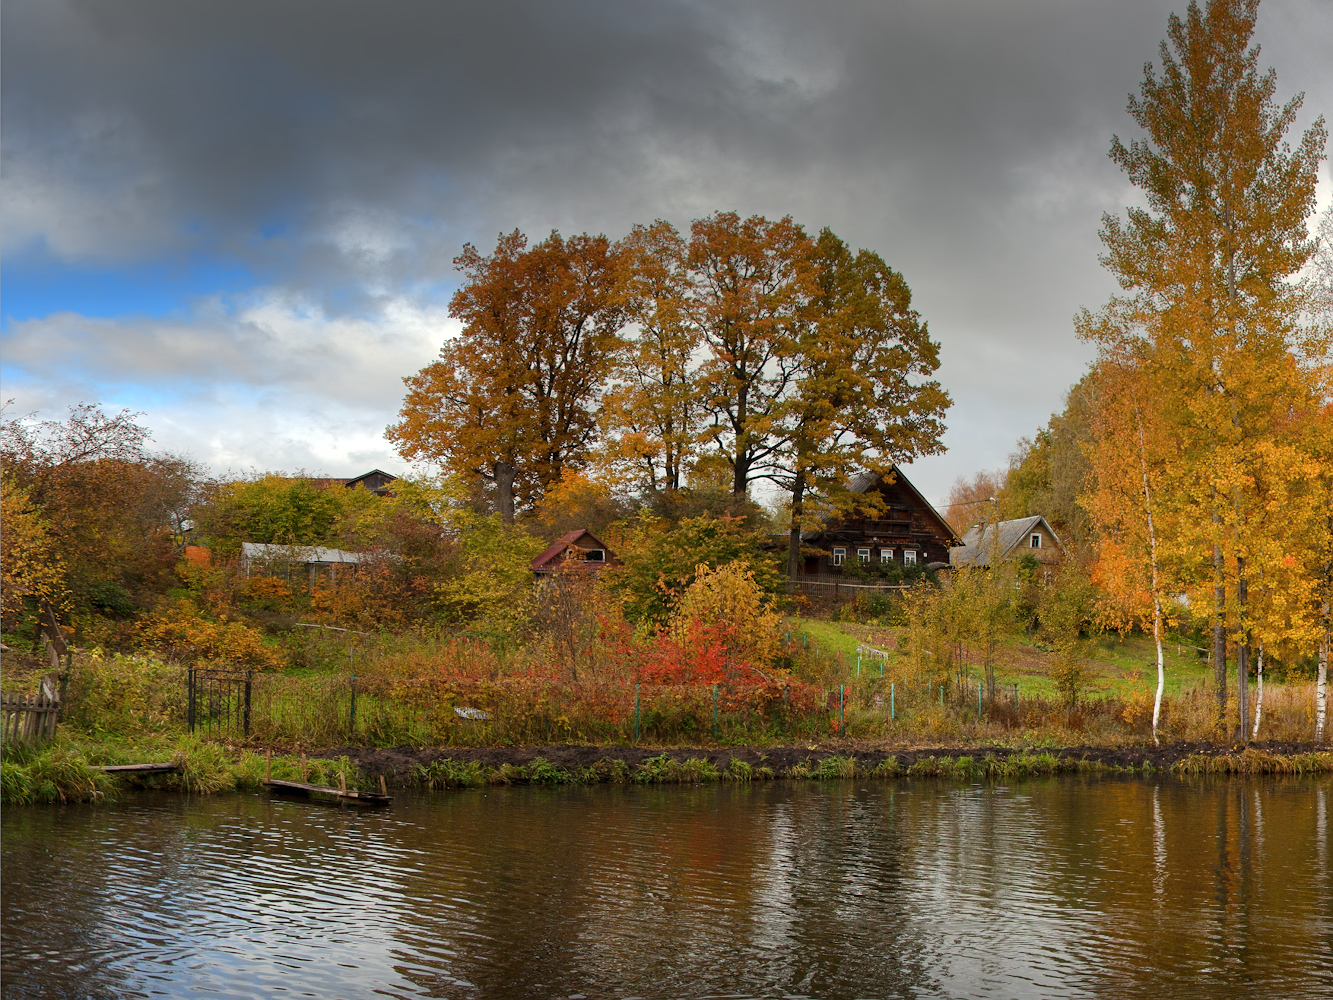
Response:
[4,732,1331,807]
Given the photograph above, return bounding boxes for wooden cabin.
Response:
[799,467,960,575]
[530,529,620,577]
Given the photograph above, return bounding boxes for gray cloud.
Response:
[3,0,1330,499]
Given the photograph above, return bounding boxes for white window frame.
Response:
[1031,533,1042,549]
[904,549,917,566]
[857,548,871,563]
[880,548,893,563]
[832,547,846,567]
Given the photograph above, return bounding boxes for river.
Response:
[2,775,1330,999]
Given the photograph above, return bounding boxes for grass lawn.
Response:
[787,616,1216,702]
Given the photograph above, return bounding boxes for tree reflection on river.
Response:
[2,775,1330,999]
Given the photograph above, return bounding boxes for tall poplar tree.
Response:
[1092,0,1325,735]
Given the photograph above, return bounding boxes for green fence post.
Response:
[977,681,982,716]
[939,684,944,708]
[840,685,845,735]
[635,684,640,742]
[349,673,357,739]
[712,684,718,739]
[856,653,861,678]
[891,682,895,721]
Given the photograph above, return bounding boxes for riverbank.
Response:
[323,739,1333,787]
[5,733,1330,806]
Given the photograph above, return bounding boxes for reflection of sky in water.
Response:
[3,777,1331,999]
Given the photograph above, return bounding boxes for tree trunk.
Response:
[1317,598,1329,743]
[494,461,517,525]
[1213,540,1228,734]
[732,449,750,496]
[1251,642,1263,741]
[1135,406,1166,747]
[1236,562,1249,742]
[787,467,806,578]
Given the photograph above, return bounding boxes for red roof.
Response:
[530,529,618,573]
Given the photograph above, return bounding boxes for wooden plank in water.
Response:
[262,778,391,805]
[92,762,182,776]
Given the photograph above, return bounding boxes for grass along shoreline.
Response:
[4,733,1331,805]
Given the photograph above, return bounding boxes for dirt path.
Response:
[316,740,1326,783]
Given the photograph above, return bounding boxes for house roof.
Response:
[950,516,1061,568]
[345,469,397,487]
[530,529,617,573]
[802,466,960,545]
[241,542,369,565]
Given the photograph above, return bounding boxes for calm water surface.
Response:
[2,775,1330,999]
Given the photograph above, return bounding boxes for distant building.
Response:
[240,542,370,586]
[949,515,1062,570]
[799,467,960,574]
[308,469,399,496]
[531,529,620,577]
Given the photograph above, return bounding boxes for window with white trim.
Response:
[832,547,846,566]
[1030,533,1041,549]
[857,548,871,563]
[904,549,917,565]
[880,548,893,563]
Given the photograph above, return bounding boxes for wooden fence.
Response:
[1,678,61,744]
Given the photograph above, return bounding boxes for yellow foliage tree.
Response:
[670,560,782,669]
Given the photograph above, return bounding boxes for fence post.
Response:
[891,682,895,721]
[634,684,640,743]
[939,685,944,709]
[977,681,982,717]
[840,685,845,735]
[187,666,196,734]
[244,670,252,737]
[349,673,357,740]
[856,654,861,678]
[712,684,719,740]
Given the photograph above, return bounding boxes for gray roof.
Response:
[240,542,369,566]
[950,516,1061,568]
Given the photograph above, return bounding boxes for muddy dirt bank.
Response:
[316,740,1328,784]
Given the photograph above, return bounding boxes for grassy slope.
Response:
[787,616,1215,700]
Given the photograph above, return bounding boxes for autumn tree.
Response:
[688,212,815,496]
[0,405,200,623]
[389,229,626,523]
[1081,344,1182,743]
[1089,0,1326,735]
[600,220,701,493]
[780,228,949,577]
[942,470,1005,538]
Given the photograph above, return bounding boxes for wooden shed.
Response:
[530,529,620,576]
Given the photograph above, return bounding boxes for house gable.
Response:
[531,529,619,575]
[800,466,959,573]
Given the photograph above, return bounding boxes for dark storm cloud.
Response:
[4,0,1329,491]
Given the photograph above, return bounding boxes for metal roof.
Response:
[240,542,370,565]
[949,516,1061,568]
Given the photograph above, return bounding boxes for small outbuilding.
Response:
[530,529,619,577]
[240,542,370,586]
[949,515,1062,570]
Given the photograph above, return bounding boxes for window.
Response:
[904,549,917,565]
[880,548,894,563]
[832,547,846,566]
[1030,533,1042,549]
[585,549,606,562]
[857,548,871,563]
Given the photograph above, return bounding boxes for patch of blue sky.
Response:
[1,253,257,325]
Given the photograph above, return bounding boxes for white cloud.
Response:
[1,289,455,475]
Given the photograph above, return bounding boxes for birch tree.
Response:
[1093,0,1326,735]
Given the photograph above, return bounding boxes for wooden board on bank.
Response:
[262,778,391,806]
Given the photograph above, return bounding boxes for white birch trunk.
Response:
[1136,407,1166,746]
[1251,643,1263,741]
[1317,600,1328,743]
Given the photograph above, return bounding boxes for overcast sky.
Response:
[3,0,1330,506]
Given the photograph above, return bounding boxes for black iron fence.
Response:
[187,666,253,738]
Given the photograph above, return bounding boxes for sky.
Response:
[3,0,1331,507]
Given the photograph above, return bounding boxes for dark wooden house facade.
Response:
[799,468,960,575]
